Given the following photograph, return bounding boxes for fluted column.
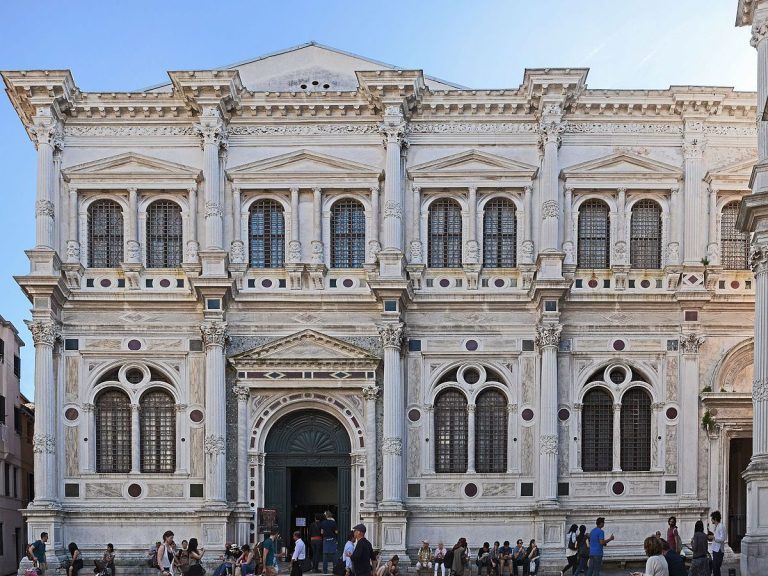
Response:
[286,186,301,263]
[536,323,561,502]
[195,107,227,250]
[25,320,60,504]
[130,404,141,473]
[754,18,768,165]
[66,186,80,263]
[201,322,227,505]
[369,186,381,262]
[683,124,706,264]
[680,333,704,499]
[126,187,139,263]
[235,385,250,504]
[30,110,61,249]
[378,322,404,507]
[186,186,199,263]
[668,187,682,265]
[230,187,244,264]
[563,187,574,264]
[381,107,407,251]
[615,187,628,265]
[522,185,534,264]
[506,404,516,473]
[312,187,324,263]
[707,187,720,264]
[466,404,476,473]
[612,403,622,472]
[465,186,479,265]
[538,106,564,253]
[362,384,380,508]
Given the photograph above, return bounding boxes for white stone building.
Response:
[1,41,762,567]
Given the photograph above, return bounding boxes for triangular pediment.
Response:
[705,157,755,182]
[409,149,538,177]
[64,152,201,179]
[562,152,682,177]
[230,330,380,365]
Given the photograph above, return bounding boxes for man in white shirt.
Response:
[709,510,726,576]
[292,531,307,576]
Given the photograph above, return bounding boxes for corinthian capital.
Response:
[751,18,768,48]
[380,107,408,146]
[200,322,228,348]
[377,322,404,350]
[751,244,768,275]
[25,320,61,346]
[535,323,562,349]
[30,109,63,150]
[682,136,705,159]
[679,332,705,354]
[194,107,228,149]
[361,384,380,401]
[233,385,250,402]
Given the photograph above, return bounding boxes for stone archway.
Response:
[263,410,352,549]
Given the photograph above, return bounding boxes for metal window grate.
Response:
[146,200,183,268]
[620,387,651,471]
[330,199,366,268]
[721,200,750,270]
[581,388,613,472]
[578,199,611,269]
[630,199,662,269]
[88,200,124,268]
[429,198,463,268]
[483,198,517,268]
[249,199,285,268]
[475,389,508,473]
[140,390,176,473]
[95,389,132,473]
[434,389,468,473]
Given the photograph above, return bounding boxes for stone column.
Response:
[369,186,381,262]
[754,17,768,166]
[67,186,80,263]
[535,323,561,503]
[195,107,227,250]
[563,187,574,264]
[464,186,479,265]
[230,187,244,264]
[25,320,60,504]
[466,404,476,473]
[176,404,188,474]
[126,187,140,263]
[130,404,141,473]
[707,187,721,264]
[424,403,434,473]
[522,186,534,264]
[538,105,565,253]
[409,186,423,264]
[679,333,704,500]
[235,385,250,504]
[615,187,628,265]
[683,124,706,265]
[668,186,682,265]
[611,403,622,472]
[30,110,61,249]
[186,186,199,263]
[378,322,405,507]
[312,187,323,263]
[506,404,516,473]
[201,322,227,505]
[362,384,380,508]
[381,107,407,251]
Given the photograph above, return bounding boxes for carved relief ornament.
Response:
[200,322,228,348]
[26,320,61,346]
[35,200,55,218]
[361,384,380,401]
[751,244,768,275]
[541,200,559,221]
[679,333,705,354]
[535,324,562,349]
[377,323,404,350]
[751,17,768,48]
[194,107,228,149]
[204,434,226,455]
[753,377,768,402]
[234,385,251,402]
[33,433,56,453]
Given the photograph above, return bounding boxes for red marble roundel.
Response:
[128,483,142,497]
[190,410,204,423]
[464,483,478,497]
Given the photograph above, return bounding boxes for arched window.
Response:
[581,388,613,472]
[139,389,176,473]
[330,199,366,268]
[429,199,463,268]
[95,389,132,473]
[475,388,507,473]
[721,200,750,270]
[630,199,662,269]
[88,199,124,268]
[146,200,183,268]
[434,389,468,473]
[577,199,610,268]
[483,198,517,268]
[620,387,651,471]
[249,200,285,268]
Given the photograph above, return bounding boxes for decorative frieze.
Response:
[64,125,196,137]
[228,123,379,136]
[409,122,539,134]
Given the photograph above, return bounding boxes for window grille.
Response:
[330,199,366,268]
[88,200,124,268]
[581,388,613,472]
[249,200,285,268]
[721,200,750,270]
[578,200,611,268]
[95,390,132,473]
[475,389,507,473]
[146,200,183,268]
[434,389,468,473]
[483,198,517,268]
[140,390,176,473]
[620,387,651,471]
[630,199,662,269]
[429,198,463,268]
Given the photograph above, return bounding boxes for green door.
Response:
[264,410,352,550]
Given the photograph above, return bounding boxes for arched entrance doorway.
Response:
[264,410,351,549]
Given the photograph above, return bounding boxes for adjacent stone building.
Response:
[1,42,760,566]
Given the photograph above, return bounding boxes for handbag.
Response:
[299,558,312,572]
[528,560,536,573]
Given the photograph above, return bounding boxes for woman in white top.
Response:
[433,542,448,576]
[631,536,668,576]
[559,524,579,575]
[157,531,176,576]
[342,531,355,576]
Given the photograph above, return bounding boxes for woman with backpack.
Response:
[558,524,579,576]
[574,526,589,576]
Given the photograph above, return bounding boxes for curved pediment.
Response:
[408,149,537,188]
[561,152,682,189]
[63,152,202,189]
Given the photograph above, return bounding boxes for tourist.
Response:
[476,542,491,575]
[660,539,684,576]
[262,530,280,576]
[709,511,726,576]
[147,543,162,569]
[309,514,323,573]
[184,539,205,576]
[341,532,354,576]
[67,543,83,576]
[666,517,681,554]
[489,541,501,576]
[451,539,468,576]
[320,511,338,574]
[350,524,374,576]
[574,526,589,576]
[182,541,189,553]
[433,542,448,576]
[239,544,257,576]
[522,540,539,576]
[376,555,400,576]
[511,539,525,576]
[559,524,579,576]
[28,532,49,574]
[498,541,512,576]
[630,536,668,576]
[585,517,614,576]
[416,540,433,572]
[213,544,242,576]
[94,543,115,576]
[688,520,709,576]
[157,531,176,576]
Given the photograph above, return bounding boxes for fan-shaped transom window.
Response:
[249,200,285,268]
[581,388,613,472]
[88,199,124,268]
[429,199,463,268]
[578,199,611,269]
[620,387,651,471]
[720,200,750,270]
[483,198,517,268]
[475,389,507,473]
[146,200,183,268]
[95,389,132,473]
[139,389,176,473]
[330,199,366,268]
[630,199,662,269]
[434,389,468,473]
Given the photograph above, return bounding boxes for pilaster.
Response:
[535,322,561,505]
[679,332,704,502]
[201,321,228,507]
[682,120,707,265]
[362,384,380,509]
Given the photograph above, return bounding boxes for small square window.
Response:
[64,339,79,351]
[408,339,422,352]
[190,484,204,498]
[86,279,94,288]
[145,279,154,288]
[544,300,557,312]
[520,482,534,497]
[278,279,286,288]
[557,482,569,496]
[655,279,663,289]
[384,300,397,312]
[746,280,752,289]
[64,483,80,497]
[603,279,610,288]
[684,310,698,322]
[247,279,256,288]
[206,299,221,310]
[628,279,636,288]
[425,279,434,287]
[189,339,203,352]
[481,278,489,287]
[522,340,535,352]
[117,279,125,288]
[455,278,463,287]
[329,279,337,288]
[667,339,679,351]
[718,280,725,289]
[575,279,583,288]
[176,279,185,288]
[665,480,677,494]
[407,483,421,498]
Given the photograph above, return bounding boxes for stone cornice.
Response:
[737,0,758,26]
[167,69,244,117]
[355,69,426,116]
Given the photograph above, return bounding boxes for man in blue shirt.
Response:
[28,532,49,574]
[585,517,614,576]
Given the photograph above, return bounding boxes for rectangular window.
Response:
[28,474,34,502]
[13,408,20,434]
[13,467,17,499]
[0,339,4,363]
[12,356,20,379]
[0,396,5,424]
[0,522,4,556]
[4,464,9,497]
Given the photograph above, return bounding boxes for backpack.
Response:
[567,533,577,551]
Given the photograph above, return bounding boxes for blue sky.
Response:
[0,0,755,397]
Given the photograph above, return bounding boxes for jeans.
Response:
[322,553,335,574]
[585,555,602,576]
[712,550,724,576]
[574,556,588,576]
